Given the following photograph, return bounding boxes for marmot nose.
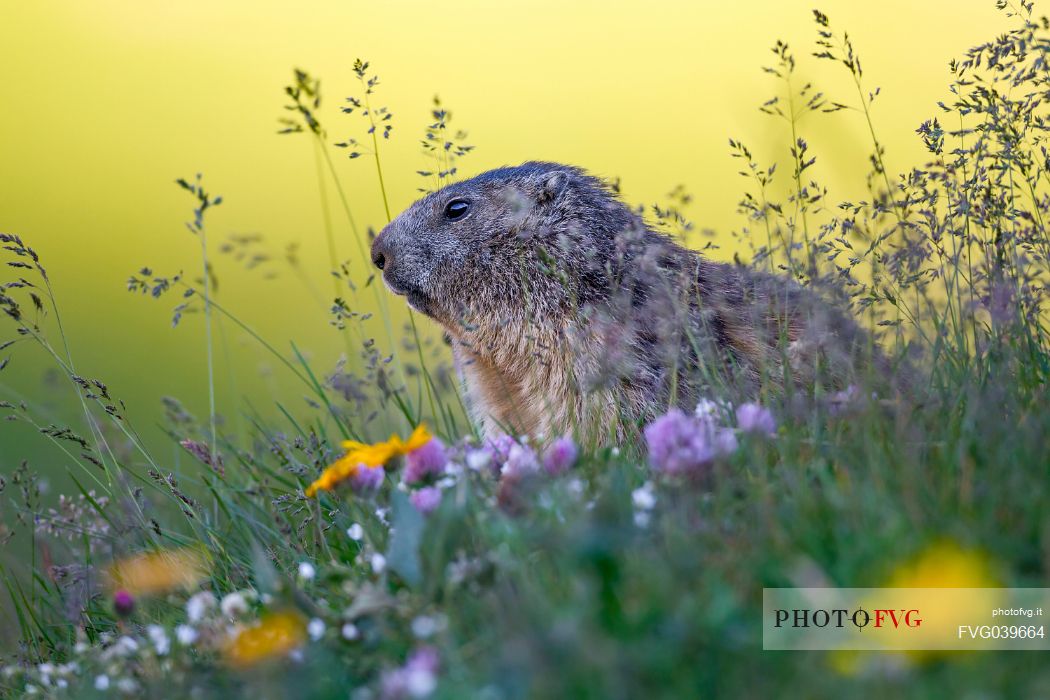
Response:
[371,236,390,271]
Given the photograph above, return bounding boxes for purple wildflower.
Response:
[381,646,439,699]
[542,436,579,475]
[643,409,737,475]
[487,434,517,462]
[409,486,442,515]
[464,435,518,477]
[350,465,385,494]
[828,384,866,416]
[735,403,776,436]
[712,425,739,455]
[404,438,447,485]
[113,589,135,618]
[503,443,540,478]
[406,646,440,675]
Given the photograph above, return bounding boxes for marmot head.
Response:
[371,162,640,334]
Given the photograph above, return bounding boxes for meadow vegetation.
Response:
[0,4,1048,697]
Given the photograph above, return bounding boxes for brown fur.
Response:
[371,162,883,441]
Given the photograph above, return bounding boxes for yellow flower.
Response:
[305,424,432,497]
[831,540,999,675]
[885,540,998,588]
[107,547,209,596]
[223,610,306,668]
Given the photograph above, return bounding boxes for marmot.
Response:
[371,162,881,442]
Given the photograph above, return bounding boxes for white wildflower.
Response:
[347,523,364,541]
[220,591,251,619]
[632,483,656,511]
[411,615,446,639]
[308,618,326,641]
[465,449,491,472]
[147,625,170,656]
[298,562,316,581]
[406,668,437,698]
[341,623,360,641]
[695,397,732,421]
[185,591,217,624]
[175,625,198,646]
[101,636,139,661]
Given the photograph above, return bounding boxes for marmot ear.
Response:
[536,171,570,206]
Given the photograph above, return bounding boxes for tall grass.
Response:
[0,3,1048,698]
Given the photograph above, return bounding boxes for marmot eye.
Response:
[444,199,470,220]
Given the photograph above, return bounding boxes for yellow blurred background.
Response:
[0,1,1012,466]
